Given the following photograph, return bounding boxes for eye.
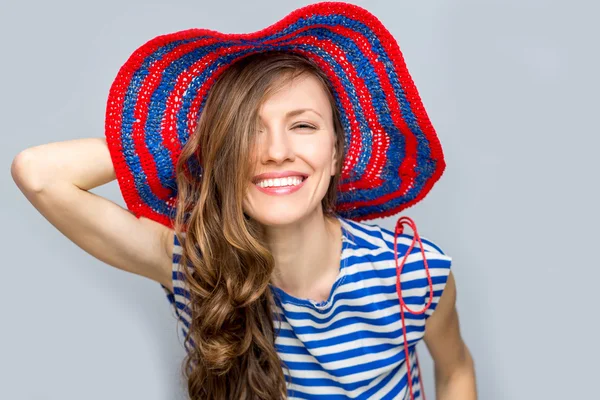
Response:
[293,123,316,130]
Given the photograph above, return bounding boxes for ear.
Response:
[330,144,338,176]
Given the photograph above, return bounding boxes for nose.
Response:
[258,126,295,165]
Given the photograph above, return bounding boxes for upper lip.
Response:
[252,171,308,183]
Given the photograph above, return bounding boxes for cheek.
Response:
[300,140,335,169]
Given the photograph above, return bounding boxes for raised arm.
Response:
[11,137,175,292]
[423,271,478,399]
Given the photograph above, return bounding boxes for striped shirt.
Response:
[160,215,452,399]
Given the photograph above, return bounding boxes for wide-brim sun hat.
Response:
[104,0,446,229]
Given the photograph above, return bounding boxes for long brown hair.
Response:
[172,51,346,399]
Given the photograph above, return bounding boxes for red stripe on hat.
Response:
[331,24,418,198]
[133,37,224,198]
[105,43,170,226]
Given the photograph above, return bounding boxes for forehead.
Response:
[259,73,331,117]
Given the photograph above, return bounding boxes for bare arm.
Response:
[423,271,478,400]
[11,138,175,292]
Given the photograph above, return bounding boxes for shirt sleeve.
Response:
[388,230,453,322]
[159,231,183,320]
[419,236,452,320]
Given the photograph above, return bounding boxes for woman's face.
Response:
[243,73,338,227]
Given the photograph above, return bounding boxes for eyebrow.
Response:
[286,108,323,118]
[258,108,323,120]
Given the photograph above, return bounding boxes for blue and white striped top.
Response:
[160,215,452,399]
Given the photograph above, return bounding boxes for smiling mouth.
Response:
[253,176,307,188]
[252,176,308,194]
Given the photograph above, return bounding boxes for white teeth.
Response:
[256,176,304,188]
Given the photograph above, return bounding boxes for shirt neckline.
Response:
[269,215,351,311]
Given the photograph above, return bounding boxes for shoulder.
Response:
[341,216,450,259]
[344,216,454,310]
[339,217,389,251]
[379,222,449,257]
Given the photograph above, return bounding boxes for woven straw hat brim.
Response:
[104,1,446,228]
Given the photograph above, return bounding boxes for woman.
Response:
[11,2,476,399]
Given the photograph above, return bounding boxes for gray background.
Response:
[2,0,598,399]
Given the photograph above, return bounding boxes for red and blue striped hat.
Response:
[104,1,446,228]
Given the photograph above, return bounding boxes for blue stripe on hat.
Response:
[121,37,206,217]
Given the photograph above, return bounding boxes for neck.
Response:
[264,209,343,302]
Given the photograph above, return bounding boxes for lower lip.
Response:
[254,177,307,195]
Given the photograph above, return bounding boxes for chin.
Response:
[244,205,310,227]
[253,213,304,227]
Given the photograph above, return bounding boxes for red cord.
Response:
[394,216,434,400]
